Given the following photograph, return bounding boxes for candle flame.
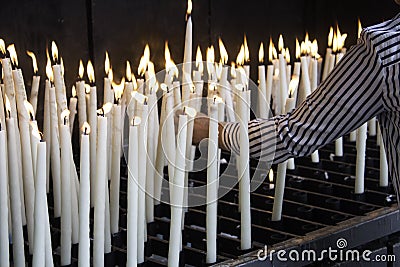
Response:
[7,44,18,67]
[268,169,273,183]
[61,109,70,123]
[195,46,203,74]
[295,38,300,59]
[132,73,138,90]
[112,78,125,101]
[213,95,224,104]
[5,95,11,114]
[215,61,223,80]
[72,85,76,97]
[26,51,38,74]
[85,84,90,94]
[105,51,110,75]
[131,116,142,126]
[0,39,5,55]
[24,100,35,120]
[328,26,334,47]
[87,60,95,84]
[230,62,236,78]
[272,46,278,60]
[311,39,318,57]
[300,41,306,55]
[218,38,228,64]
[332,32,338,53]
[187,0,192,15]
[165,42,178,78]
[78,59,84,79]
[183,106,197,117]
[278,34,284,53]
[358,18,362,39]
[288,76,299,97]
[81,121,91,134]
[138,44,150,76]
[285,48,290,63]
[268,38,273,63]
[206,45,215,78]
[46,54,54,82]
[243,35,250,62]
[336,25,347,51]
[236,44,245,66]
[126,61,132,82]
[259,42,264,64]
[51,41,58,63]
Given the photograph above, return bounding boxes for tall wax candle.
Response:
[49,86,61,217]
[88,85,97,206]
[206,98,219,263]
[309,58,320,163]
[168,114,188,267]
[32,141,46,267]
[69,87,78,133]
[76,80,87,129]
[78,123,90,267]
[379,132,389,187]
[43,80,51,192]
[127,119,140,266]
[278,54,288,114]
[29,75,40,114]
[6,116,26,267]
[258,64,268,118]
[146,89,157,223]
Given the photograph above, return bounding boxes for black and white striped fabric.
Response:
[221,13,400,198]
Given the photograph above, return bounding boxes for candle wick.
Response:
[7,110,10,118]
[64,116,68,125]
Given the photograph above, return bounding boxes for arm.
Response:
[221,31,386,164]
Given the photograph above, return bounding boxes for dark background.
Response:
[0,0,398,112]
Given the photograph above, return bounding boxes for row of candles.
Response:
[0,2,390,266]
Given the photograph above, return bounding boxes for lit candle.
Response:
[278,35,288,114]
[9,44,35,253]
[354,122,368,194]
[5,102,26,267]
[32,139,46,267]
[51,42,68,121]
[258,42,268,118]
[322,27,333,81]
[285,78,299,170]
[69,85,78,133]
[168,113,188,267]
[43,77,51,193]
[110,104,122,234]
[182,0,192,104]
[60,110,72,265]
[127,117,140,266]
[49,84,61,217]
[297,56,311,105]
[104,54,114,180]
[78,122,91,267]
[243,35,250,85]
[265,39,275,117]
[206,96,221,263]
[193,46,204,112]
[309,41,320,163]
[0,119,9,267]
[76,60,87,130]
[93,103,112,267]
[27,51,40,114]
[87,60,98,206]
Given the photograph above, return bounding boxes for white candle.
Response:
[206,98,219,263]
[6,116,26,267]
[146,90,157,223]
[173,81,182,108]
[355,122,368,194]
[30,120,39,179]
[165,86,176,187]
[43,80,51,192]
[272,97,296,221]
[110,104,122,234]
[278,54,288,114]
[322,48,332,81]
[193,70,204,112]
[52,64,68,120]
[60,111,72,265]
[29,75,40,114]
[78,123,91,267]
[258,64,268,118]
[0,87,6,132]
[310,58,320,163]
[69,88,78,133]
[13,69,35,253]
[168,114,188,267]
[0,123,9,267]
[368,117,376,136]
[237,87,251,250]
[297,56,311,105]
[49,86,61,217]
[88,85,97,206]
[182,10,193,104]
[32,141,46,267]
[137,101,148,263]
[127,118,140,266]
[76,80,87,130]
[379,132,388,187]
[94,111,108,267]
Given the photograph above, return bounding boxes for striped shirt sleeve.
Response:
[221,30,386,164]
